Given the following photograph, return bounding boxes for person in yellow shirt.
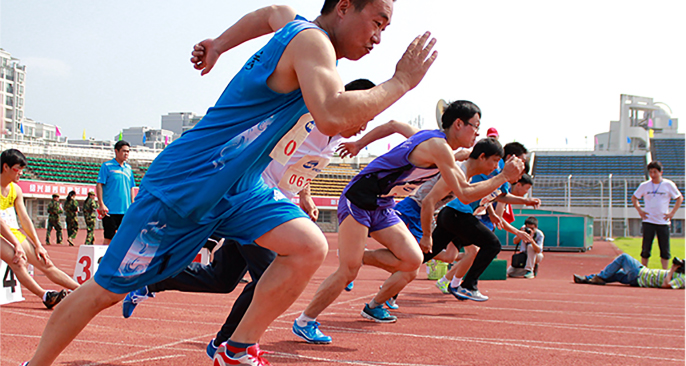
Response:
[1,149,79,307]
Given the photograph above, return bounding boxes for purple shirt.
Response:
[343,130,444,210]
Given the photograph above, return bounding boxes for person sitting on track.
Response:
[1,149,79,309]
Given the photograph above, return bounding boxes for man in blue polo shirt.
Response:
[96,140,136,244]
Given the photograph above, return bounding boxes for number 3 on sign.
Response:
[76,256,92,284]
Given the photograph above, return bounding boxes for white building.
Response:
[595,94,680,152]
[1,49,27,140]
[116,126,174,149]
[161,112,202,139]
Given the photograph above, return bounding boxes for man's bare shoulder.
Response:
[287,27,335,58]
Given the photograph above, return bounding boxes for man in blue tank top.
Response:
[292,101,524,344]
[27,1,441,365]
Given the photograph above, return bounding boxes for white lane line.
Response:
[120,354,186,364]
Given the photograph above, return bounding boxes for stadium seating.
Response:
[24,155,148,186]
[532,155,646,177]
[651,138,685,179]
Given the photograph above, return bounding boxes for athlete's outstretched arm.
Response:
[336,120,419,158]
[289,31,437,136]
[191,5,297,75]
[412,139,523,206]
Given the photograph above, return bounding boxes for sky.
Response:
[1,0,684,155]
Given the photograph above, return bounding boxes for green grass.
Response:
[613,237,685,269]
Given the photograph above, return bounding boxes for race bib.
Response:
[269,113,315,166]
[0,207,20,229]
[278,155,330,195]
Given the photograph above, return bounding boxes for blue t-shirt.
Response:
[446,159,510,217]
[97,159,136,215]
[141,18,323,223]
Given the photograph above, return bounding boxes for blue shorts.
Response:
[337,195,401,233]
[94,185,307,294]
[395,198,422,242]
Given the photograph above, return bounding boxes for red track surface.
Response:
[2,230,684,365]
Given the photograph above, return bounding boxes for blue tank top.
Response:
[142,18,323,223]
[343,130,445,210]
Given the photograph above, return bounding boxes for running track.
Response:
[1,230,684,365]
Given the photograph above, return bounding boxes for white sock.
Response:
[296,312,316,327]
[438,276,449,285]
[451,276,462,288]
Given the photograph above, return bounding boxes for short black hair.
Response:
[515,173,534,186]
[524,216,538,227]
[1,149,27,172]
[345,78,375,91]
[469,137,503,160]
[504,142,527,159]
[114,140,130,151]
[442,100,481,131]
[647,161,663,172]
[322,0,385,15]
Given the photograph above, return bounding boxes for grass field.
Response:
[614,236,685,268]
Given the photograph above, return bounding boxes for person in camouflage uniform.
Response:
[64,190,79,246]
[83,191,98,245]
[46,193,63,245]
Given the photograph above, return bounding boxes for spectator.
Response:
[486,127,499,139]
[507,216,544,279]
[631,161,683,269]
[574,254,684,289]
[96,140,136,244]
[83,191,98,245]
[45,194,63,245]
[64,190,79,246]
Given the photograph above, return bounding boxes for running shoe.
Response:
[122,286,155,318]
[345,281,354,292]
[213,343,271,366]
[589,275,606,285]
[435,280,450,294]
[43,289,67,309]
[524,271,535,279]
[292,320,332,344]
[573,274,590,284]
[449,285,489,302]
[207,338,219,359]
[385,295,399,310]
[361,303,397,323]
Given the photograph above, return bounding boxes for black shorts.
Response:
[102,214,125,239]
[641,222,671,260]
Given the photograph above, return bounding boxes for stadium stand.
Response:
[651,138,685,178]
[532,155,646,176]
[25,155,149,186]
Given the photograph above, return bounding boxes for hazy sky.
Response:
[2,0,684,155]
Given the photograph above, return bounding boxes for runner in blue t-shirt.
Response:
[27,1,441,365]
[292,101,524,344]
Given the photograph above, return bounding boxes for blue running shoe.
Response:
[345,281,354,292]
[122,286,155,318]
[206,338,218,359]
[385,298,399,310]
[449,285,488,302]
[361,303,397,323]
[292,320,332,344]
